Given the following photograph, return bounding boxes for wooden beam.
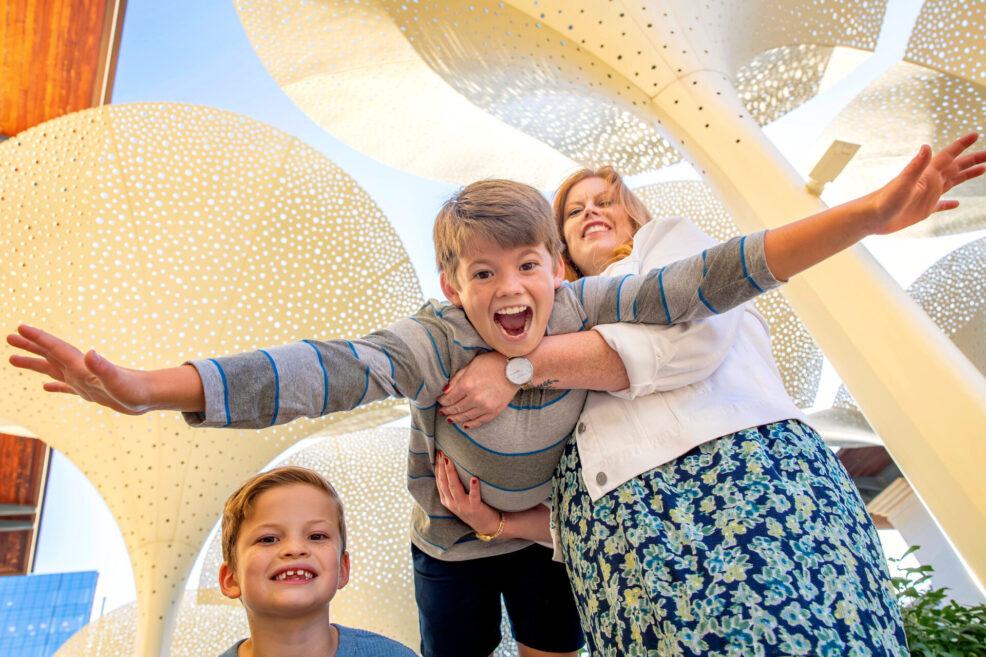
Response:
[0,0,126,137]
[0,432,49,574]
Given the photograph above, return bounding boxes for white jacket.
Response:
[579,217,808,501]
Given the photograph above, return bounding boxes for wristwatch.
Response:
[505,356,534,388]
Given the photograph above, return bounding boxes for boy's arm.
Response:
[8,310,444,428]
[583,134,986,326]
[7,325,205,414]
[765,134,985,281]
[186,317,444,428]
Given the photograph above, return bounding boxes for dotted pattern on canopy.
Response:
[906,0,986,87]
[819,62,986,237]
[232,0,579,187]
[634,180,823,408]
[736,45,834,127]
[1,103,422,656]
[233,0,886,186]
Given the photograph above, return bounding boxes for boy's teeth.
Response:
[498,305,527,314]
[275,569,314,580]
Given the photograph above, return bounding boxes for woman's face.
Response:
[561,177,636,276]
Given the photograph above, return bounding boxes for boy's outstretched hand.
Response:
[868,132,986,234]
[6,325,204,414]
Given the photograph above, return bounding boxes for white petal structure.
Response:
[1,103,422,657]
[233,0,986,588]
[233,0,883,186]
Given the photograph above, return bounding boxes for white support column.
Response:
[648,70,986,589]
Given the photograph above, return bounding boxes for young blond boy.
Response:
[9,138,981,656]
[218,466,416,657]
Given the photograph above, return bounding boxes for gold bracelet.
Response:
[475,511,504,542]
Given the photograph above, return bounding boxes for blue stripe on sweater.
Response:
[258,349,280,426]
[740,235,765,293]
[206,358,232,427]
[409,317,449,377]
[301,340,329,415]
[615,274,632,322]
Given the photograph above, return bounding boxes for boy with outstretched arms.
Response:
[217,466,416,657]
[10,137,983,656]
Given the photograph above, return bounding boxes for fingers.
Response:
[463,412,497,430]
[441,454,467,499]
[7,332,50,358]
[434,451,469,512]
[952,149,986,173]
[437,371,466,408]
[898,144,933,184]
[939,132,980,161]
[468,476,482,504]
[42,382,78,395]
[8,354,66,381]
[13,325,82,368]
[433,451,450,505]
[945,164,986,192]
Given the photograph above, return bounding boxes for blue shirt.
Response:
[218,624,417,657]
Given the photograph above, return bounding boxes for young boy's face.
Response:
[219,483,349,621]
[440,237,565,357]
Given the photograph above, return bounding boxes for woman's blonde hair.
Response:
[553,166,655,280]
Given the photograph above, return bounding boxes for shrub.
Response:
[891,546,986,656]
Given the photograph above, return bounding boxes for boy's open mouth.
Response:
[494,305,532,338]
[272,568,316,582]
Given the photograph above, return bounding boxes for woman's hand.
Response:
[437,351,518,429]
[433,450,501,535]
[7,324,203,414]
[867,132,986,234]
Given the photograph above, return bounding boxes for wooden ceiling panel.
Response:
[1,0,125,137]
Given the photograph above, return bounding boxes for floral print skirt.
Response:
[553,419,909,656]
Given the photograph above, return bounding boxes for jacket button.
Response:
[577,422,586,434]
[595,472,607,486]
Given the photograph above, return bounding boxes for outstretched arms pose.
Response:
[8,135,986,422]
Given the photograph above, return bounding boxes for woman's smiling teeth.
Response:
[273,569,316,581]
[494,305,532,337]
[582,222,610,237]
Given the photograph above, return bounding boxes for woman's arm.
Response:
[434,450,551,543]
[438,331,628,428]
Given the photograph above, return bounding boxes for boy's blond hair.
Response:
[221,466,347,569]
[434,179,564,284]
[553,166,655,280]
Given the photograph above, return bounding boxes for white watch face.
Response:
[505,357,534,385]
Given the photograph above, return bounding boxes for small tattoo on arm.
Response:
[533,379,558,390]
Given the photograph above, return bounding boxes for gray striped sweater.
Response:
[185,232,780,560]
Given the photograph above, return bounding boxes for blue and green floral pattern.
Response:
[554,420,908,656]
